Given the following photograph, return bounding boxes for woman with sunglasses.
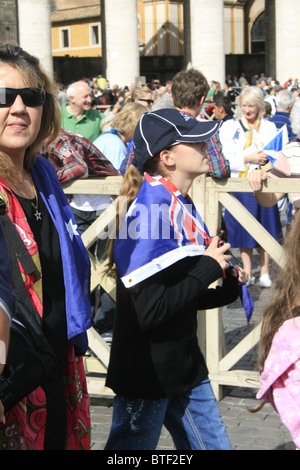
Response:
[130,86,154,110]
[0,44,91,450]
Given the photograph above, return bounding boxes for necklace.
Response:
[28,173,42,221]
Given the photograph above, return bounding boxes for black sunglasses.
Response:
[139,98,154,105]
[0,88,46,107]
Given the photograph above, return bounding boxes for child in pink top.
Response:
[255,210,300,449]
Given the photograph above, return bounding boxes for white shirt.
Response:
[219,118,278,177]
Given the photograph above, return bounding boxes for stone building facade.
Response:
[1,1,299,86]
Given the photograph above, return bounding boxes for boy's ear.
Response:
[159,148,176,167]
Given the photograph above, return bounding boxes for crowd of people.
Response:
[0,41,299,450]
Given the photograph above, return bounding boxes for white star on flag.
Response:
[65,219,79,241]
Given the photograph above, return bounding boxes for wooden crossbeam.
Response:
[63,176,297,401]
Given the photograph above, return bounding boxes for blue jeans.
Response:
[105,377,231,450]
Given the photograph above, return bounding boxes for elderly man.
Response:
[61,80,104,142]
[270,89,297,141]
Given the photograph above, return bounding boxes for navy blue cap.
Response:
[133,108,221,171]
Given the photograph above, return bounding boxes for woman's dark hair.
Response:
[0,43,61,170]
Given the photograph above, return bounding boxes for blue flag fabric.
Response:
[31,155,91,354]
[238,283,254,324]
[114,174,210,288]
[228,261,254,324]
[263,125,289,165]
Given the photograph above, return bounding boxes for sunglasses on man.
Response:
[0,88,46,107]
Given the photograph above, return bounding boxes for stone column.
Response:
[188,0,225,84]
[17,0,53,76]
[183,0,191,68]
[266,0,300,84]
[103,0,139,87]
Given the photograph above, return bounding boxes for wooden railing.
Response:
[63,175,300,400]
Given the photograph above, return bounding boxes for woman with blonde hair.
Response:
[0,44,91,450]
[129,85,154,110]
[93,102,147,171]
[219,86,282,288]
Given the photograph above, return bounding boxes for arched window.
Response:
[251,12,265,53]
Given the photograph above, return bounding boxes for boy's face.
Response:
[213,104,224,120]
[169,141,210,177]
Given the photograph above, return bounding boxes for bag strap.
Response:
[0,198,36,275]
[0,198,42,324]
[0,198,57,373]
[239,119,249,133]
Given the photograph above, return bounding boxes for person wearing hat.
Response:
[104,108,247,450]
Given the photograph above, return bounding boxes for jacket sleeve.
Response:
[129,255,223,332]
[197,268,239,310]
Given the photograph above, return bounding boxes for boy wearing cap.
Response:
[104,109,246,450]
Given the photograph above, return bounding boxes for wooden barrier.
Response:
[63,176,300,400]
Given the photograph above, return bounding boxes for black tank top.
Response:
[14,190,67,373]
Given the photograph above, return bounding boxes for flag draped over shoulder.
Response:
[31,155,91,354]
[114,173,211,288]
[263,125,289,165]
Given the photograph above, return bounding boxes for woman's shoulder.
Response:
[221,118,240,129]
[261,118,277,133]
[32,154,62,188]
[219,118,241,139]
[34,154,56,172]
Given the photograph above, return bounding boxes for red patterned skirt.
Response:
[0,345,90,450]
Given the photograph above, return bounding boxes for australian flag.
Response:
[263,125,289,165]
[31,155,91,354]
[114,174,209,288]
